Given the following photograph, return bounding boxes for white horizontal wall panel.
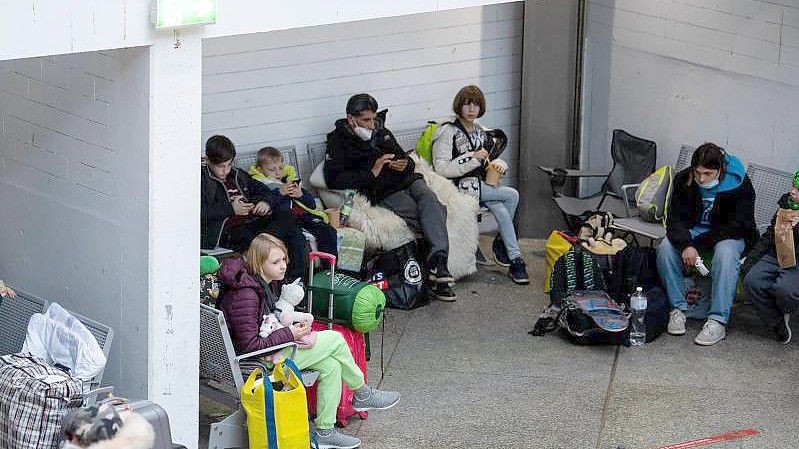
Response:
[203,2,523,185]
[582,0,799,186]
[2,0,514,61]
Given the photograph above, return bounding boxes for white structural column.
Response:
[148,30,202,449]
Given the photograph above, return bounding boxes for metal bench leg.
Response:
[208,408,248,449]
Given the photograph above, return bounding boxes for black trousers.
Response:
[299,215,338,257]
[221,210,307,281]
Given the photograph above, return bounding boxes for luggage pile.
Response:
[0,299,185,448]
[532,212,669,345]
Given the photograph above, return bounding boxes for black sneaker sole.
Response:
[511,276,530,285]
[494,256,510,268]
[428,274,455,283]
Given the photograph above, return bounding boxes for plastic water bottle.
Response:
[340,191,355,226]
[629,287,647,346]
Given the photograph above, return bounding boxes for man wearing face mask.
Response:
[656,143,757,346]
[325,93,456,301]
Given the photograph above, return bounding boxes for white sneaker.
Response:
[667,309,686,335]
[694,319,726,346]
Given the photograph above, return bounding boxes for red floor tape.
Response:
[657,429,761,449]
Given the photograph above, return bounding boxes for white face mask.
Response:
[353,126,373,141]
[697,178,719,189]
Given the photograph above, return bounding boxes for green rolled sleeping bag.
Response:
[308,271,386,333]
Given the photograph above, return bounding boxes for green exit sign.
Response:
[152,0,217,29]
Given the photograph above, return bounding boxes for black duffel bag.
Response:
[366,242,430,310]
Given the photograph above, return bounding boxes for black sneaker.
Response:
[428,252,454,283]
[509,258,530,285]
[492,236,510,267]
[774,313,792,344]
[476,248,493,266]
[432,283,457,302]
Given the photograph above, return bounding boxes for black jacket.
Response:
[201,165,280,249]
[666,167,758,253]
[741,194,799,275]
[324,118,421,203]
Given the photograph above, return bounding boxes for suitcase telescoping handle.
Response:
[308,251,337,330]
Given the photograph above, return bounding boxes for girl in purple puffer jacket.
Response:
[218,233,400,449]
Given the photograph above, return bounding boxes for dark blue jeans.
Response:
[744,253,799,328]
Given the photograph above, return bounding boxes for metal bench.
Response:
[0,288,115,399]
[200,304,317,449]
[234,146,298,174]
[746,163,795,235]
[0,290,48,356]
[391,128,423,154]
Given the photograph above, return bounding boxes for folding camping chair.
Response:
[539,129,657,230]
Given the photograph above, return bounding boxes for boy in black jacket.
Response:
[743,171,799,344]
[324,94,455,301]
[656,143,757,346]
[201,135,307,280]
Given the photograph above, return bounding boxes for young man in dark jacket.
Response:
[201,135,307,280]
[743,171,799,344]
[324,94,456,301]
[656,143,757,346]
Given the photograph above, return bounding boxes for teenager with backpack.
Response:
[656,143,757,346]
[742,170,799,344]
[430,85,529,285]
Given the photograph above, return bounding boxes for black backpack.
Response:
[366,242,430,310]
[531,290,630,345]
[549,248,606,306]
[590,247,660,305]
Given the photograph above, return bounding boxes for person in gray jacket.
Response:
[431,85,529,284]
[743,170,799,344]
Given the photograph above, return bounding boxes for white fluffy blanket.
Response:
[347,155,478,279]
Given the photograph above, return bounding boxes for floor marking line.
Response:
[657,428,761,449]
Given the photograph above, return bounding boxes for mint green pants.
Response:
[290,330,365,429]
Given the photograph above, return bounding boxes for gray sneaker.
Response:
[314,427,361,449]
[667,309,686,335]
[694,319,726,346]
[351,385,401,412]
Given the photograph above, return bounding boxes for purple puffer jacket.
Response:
[217,257,294,355]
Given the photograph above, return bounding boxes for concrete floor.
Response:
[200,237,799,449]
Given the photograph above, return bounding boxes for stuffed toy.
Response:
[200,275,220,306]
[274,278,316,348]
[200,255,220,276]
[258,313,285,338]
[577,212,627,255]
[200,256,221,306]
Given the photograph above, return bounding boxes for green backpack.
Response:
[635,165,673,224]
[415,122,439,165]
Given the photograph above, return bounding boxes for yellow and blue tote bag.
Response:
[241,359,311,449]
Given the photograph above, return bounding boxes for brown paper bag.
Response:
[774,208,799,269]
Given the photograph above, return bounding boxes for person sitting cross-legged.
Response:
[656,143,757,346]
[324,93,456,301]
[431,85,529,285]
[743,169,799,344]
